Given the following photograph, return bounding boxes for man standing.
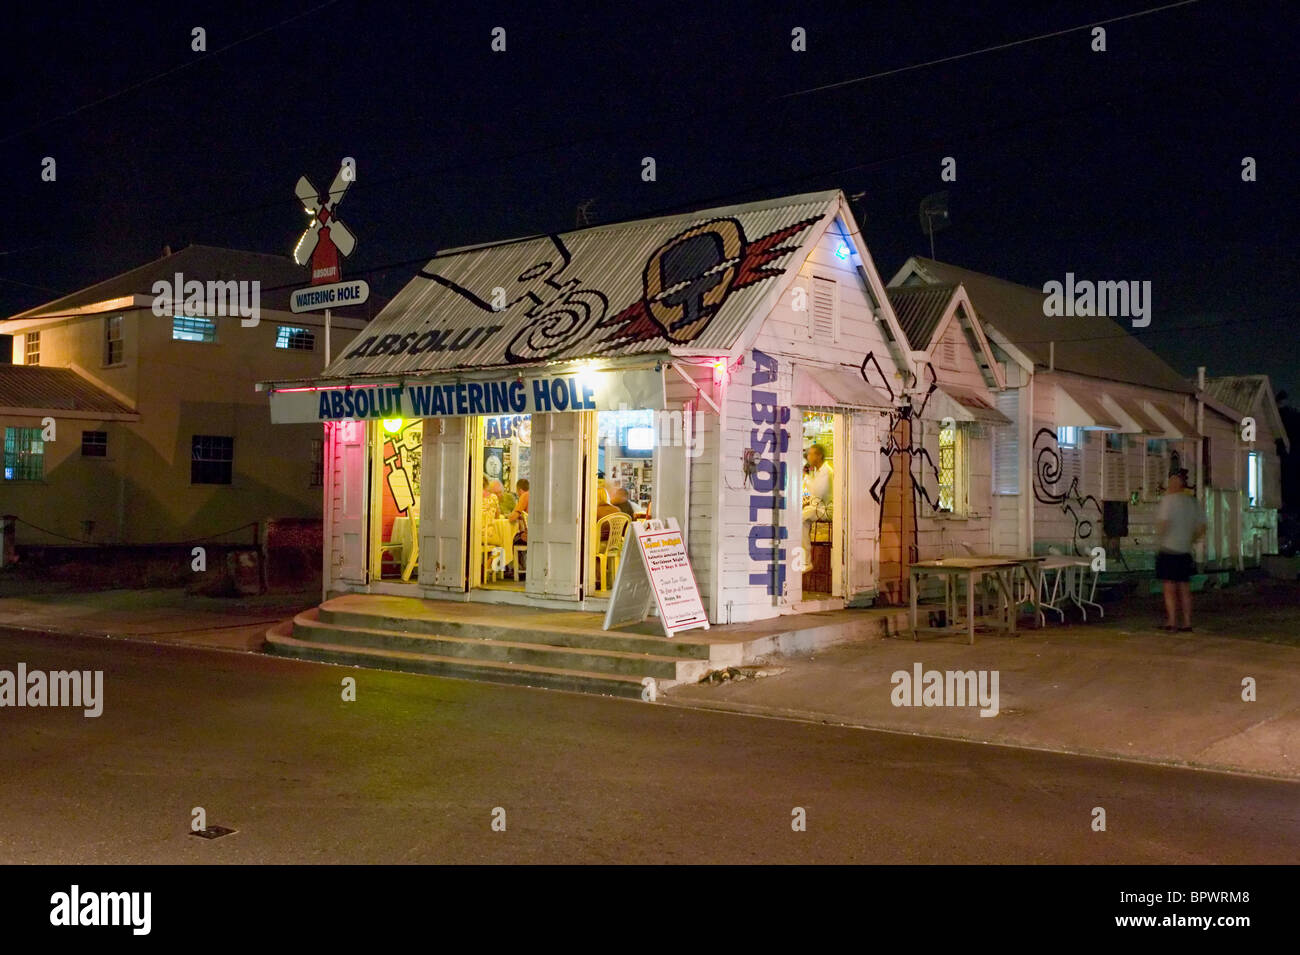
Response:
[801,442,833,553]
[1155,468,1205,631]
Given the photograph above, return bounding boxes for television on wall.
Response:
[620,424,655,458]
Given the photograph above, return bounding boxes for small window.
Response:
[276,326,315,351]
[938,423,965,514]
[81,431,108,457]
[310,438,324,487]
[24,332,40,365]
[1057,425,1080,448]
[172,315,217,343]
[191,435,233,485]
[1247,452,1261,507]
[1105,432,1126,451]
[3,427,44,481]
[808,276,837,342]
[104,315,124,365]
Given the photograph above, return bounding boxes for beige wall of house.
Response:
[5,308,365,544]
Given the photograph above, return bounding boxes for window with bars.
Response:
[276,325,316,350]
[24,332,39,365]
[104,315,123,365]
[808,276,837,342]
[172,315,217,343]
[310,438,324,487]
[938,423,965,513]
[191,435,233,485]
[81,430,108,457]
[1057,425,1080,448]
[4,427,44,481]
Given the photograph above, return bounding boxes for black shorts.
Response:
[1155,551,1194,582]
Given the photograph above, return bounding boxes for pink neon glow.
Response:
[273,383,398,394]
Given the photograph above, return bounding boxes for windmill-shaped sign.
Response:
[289,164,370,313]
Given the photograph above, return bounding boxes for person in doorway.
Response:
[490,479,515,515]
[1155,468,1206,631]
[801,442,833,553]
[506,479,530,580]
[481,477,503,546]
[508,479,529,528]
[610,486,636,519]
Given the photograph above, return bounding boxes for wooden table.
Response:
[909,556,1043,644]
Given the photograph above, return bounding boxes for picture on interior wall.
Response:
[484,446,504,482]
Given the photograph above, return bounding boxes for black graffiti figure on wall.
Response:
[863,353,943,569]
[1031,427,1102,556]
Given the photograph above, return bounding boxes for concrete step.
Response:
[292,611,705,681]
[264,620,657,700]
[317,601,712,660]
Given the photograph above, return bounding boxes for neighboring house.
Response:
[1197,373,1289,567]
[890,257,1203,573]
[0,245,371,546]
[261,190,920,622]
[883,283,1022,598]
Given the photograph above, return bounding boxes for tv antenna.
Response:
[575,198,597,227]
[918,191,950,259]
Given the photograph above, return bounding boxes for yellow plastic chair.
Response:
[594,513,631,591]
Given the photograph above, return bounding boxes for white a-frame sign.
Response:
[602,518,709,637]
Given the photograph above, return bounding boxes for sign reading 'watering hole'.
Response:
[268,367,667,424]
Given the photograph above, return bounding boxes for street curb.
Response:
[659,693,1300,784]
[0,622,276,657]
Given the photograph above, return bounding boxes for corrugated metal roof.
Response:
[6,244,381,321]
[321,191,840,378]
[899,258,1192,394]
[0,365,137,415]
[1203,375,1263,416]
[885,284,956,350]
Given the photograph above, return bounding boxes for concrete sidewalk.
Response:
[665,620,1300,780]
[0,588,317,652]
[2,586,1296,781]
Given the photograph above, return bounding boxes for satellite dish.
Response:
[918,191,951,258]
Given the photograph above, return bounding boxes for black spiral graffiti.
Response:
[1032,427,1102,555]
[505,287,608,363]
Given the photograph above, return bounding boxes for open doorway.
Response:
[585,408,656,596]
[470,413,531,591]
[370,417,423,583]
[799,410,845,600]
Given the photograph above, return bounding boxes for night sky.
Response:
[3,1,1296,393]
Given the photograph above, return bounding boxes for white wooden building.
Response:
[261,190,926,623]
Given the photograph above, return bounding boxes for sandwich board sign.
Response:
[603,518,709,637]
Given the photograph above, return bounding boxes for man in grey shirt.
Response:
[1154,469,1206,631]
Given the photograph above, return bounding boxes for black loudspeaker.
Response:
[1103,500,1129,538]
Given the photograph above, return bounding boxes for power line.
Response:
[782,0,1201,100]
[4,0,1205,259]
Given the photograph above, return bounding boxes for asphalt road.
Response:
[1,629,1296,864]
